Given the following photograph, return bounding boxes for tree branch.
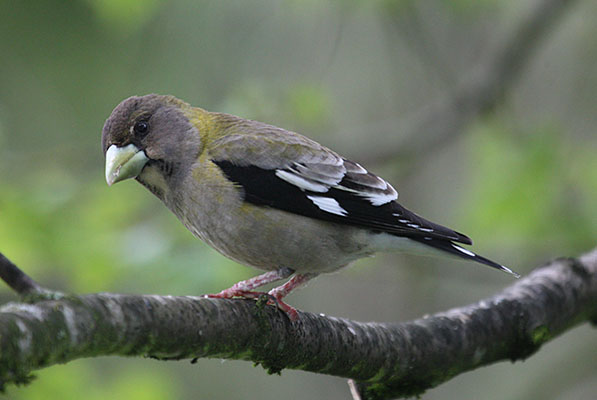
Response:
[0,254,46,298]
[0,248,596,399]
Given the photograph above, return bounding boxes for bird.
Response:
[102,94,519,320]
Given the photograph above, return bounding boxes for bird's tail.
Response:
[410,237,520,278]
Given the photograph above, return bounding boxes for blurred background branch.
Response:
[0,249,596,400]
[0,254,45,297]
[359,0,576,167]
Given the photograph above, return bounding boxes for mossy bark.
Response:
[0,250,596,399]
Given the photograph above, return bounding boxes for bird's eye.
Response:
[133,121,150,136]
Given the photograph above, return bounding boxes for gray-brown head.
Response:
[102,94,202,194]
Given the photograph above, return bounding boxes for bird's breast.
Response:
[167,173,375,273]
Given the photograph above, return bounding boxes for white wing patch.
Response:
[361,190,397,206]
[307,195,348,216]
[275,170,329,193]
[337,184,397,205]
[276,159,398,210]
[337,164,398,206]
[291,163,344,186]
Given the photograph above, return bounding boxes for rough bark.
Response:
[0,249,595,399]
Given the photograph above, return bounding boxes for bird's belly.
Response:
[177,199,373,273]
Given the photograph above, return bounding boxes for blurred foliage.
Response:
[0,0,596,399]
[6,359,181,400]
[0,178,248,295]
[221,80,332,132]
[87,0,164,35]
[464,118,597,263]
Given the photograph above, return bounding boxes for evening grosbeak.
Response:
[102,94,518,320]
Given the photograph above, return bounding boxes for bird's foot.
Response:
[264,273,317,321]
[204,270,314,321]
[267,293,299,321]
[205,289,299,320]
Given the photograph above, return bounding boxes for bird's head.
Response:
[102,94,203,193]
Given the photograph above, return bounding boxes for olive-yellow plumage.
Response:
[102,94,518,320]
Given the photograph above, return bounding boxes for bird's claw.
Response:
[204,290,299,321]
[267,294,299,321]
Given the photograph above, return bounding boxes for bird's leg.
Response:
[205,267,294,299]
[268,273,317,321]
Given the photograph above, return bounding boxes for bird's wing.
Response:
[209,121,472,244]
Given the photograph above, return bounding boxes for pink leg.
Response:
[205,268,293,299]
[268,273,317,321]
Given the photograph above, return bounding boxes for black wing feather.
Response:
[214,160,472,244]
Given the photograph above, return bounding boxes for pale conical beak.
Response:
[105,144,149,186]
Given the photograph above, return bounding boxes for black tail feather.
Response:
[410,237,520,278]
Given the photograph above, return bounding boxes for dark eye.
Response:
[134,120,149,136]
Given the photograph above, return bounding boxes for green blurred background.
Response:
[1,0,596,399]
